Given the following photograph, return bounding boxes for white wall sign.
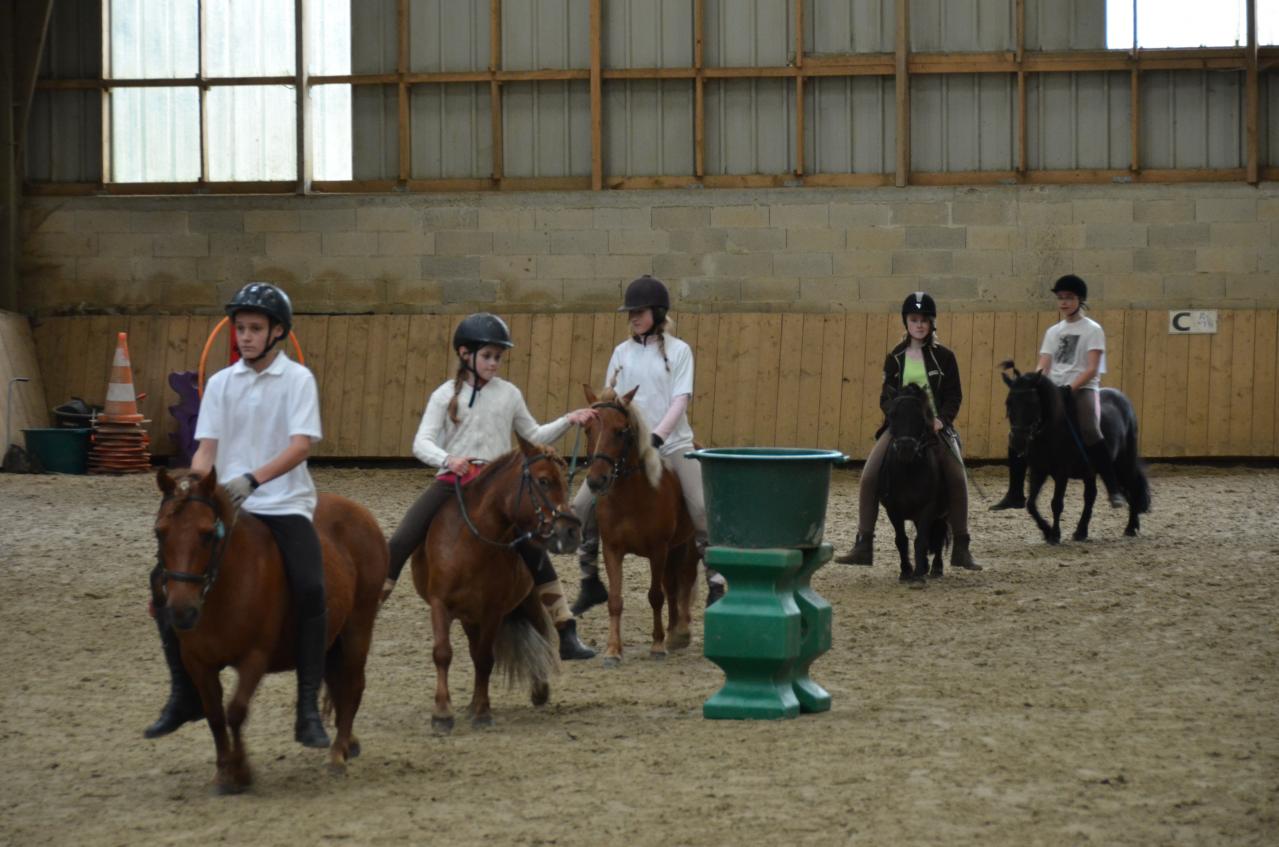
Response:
[1168,310,1217,334]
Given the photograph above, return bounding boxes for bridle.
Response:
[454,452,581,549]
[887,395,936,463]
[1006,384,1045,458]
[156,493,231,601]
[583,401,637,493]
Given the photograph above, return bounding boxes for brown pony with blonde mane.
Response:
[152,469,387,792]
[409,435,581,732]
[581,385,699,667]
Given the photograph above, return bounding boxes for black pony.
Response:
[1000,361,1150,543]
[878,384,950,583]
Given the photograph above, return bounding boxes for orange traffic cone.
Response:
[100,332,144,424]
[89,331,151,473]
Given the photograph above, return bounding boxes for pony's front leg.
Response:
[1048,475,1066,544]
[465,620,499,728]
[911,521,930,583]
[646,549,668,659]
[428,599,454,734]
[1075,475,1097,541]
[223,650,269,791]
[602,542,626,668]
[189,664,235,794]
[889,513,910,582]
[1026,469,1055,542]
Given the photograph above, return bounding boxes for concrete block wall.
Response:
[17,183,1279,317]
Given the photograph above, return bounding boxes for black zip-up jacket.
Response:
[875,339,963,437]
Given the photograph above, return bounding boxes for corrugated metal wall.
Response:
[26,0,101,182]
[24,0,1276,183]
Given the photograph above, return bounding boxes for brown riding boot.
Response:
[834,532,874,566]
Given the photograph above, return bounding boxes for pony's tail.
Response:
[1118,400,1151,515]
[494,600,559,690]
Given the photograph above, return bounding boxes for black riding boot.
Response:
[144,615,204,739]
[990,448,1027,510]
[557,619,596,660]
[951,533,982,571]
[834,532,874,566]
[570,574,608,616]
[295,611,332,749]
[1086,443,1128,509]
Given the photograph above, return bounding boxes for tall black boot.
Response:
[1086,443,1127,509]
[989,448,1027,510]
[295,611,332,749]
[557,619,596,661]
[143,615,204,739]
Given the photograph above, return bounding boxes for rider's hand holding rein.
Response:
[445,455,474,476]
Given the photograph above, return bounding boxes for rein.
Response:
[157,493,232,601]
[453,453,581,549]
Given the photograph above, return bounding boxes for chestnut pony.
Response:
[408,436,580,732]
[152,469,387,792]
[581,385,699,667]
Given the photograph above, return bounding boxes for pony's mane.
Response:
[470,444,567,486]
[595,387,663,489]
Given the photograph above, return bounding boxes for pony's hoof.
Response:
[649,650,667,661]
[1124,527,1139,537]
[431,716,454,735]
[898,572,911,582]
[908,580,927,591]
[215,779,249,796]
[327,759,348,777]
[667,631,691,651]
[929,569,943,579]
[601,655,621,669]
[347,739,361,759]
[531,681,550,707]
[471,713,494,730]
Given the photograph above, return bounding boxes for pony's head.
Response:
[1001,361,1050,457]
[885,383,935,461]
[512,435,580,554]
[581,384,663,495]
[154,468,232,631]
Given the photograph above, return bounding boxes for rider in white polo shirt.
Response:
[144,282,331,750]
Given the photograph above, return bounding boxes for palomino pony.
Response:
[878,384,951,583]
[152,469,387,792]
[581,385,699,667]
[409,435,580,732]
[1001,362,1151,542]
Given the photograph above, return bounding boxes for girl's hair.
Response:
[653,316,672,373]
[446,359,468,424]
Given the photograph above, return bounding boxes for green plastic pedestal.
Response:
[702,547,802,720]
[793,543,833,713]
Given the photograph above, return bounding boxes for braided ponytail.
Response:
[654,317,671,373]
[445,360,468,424]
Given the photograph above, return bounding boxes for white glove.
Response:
[224,473,259,510]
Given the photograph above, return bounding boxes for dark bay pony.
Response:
[1001,361,1151,543]
[153,469,387,792]
[879,384,951,583]
[409,435,580,732]
[581,385,699,667]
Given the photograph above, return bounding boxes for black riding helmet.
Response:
[901,291,937,324]
[453,313,514,408]
[1051,274,1088,301]
[226,282,293,334]
[619,275,670,335]
[226,282,293,362]
[452,312,514,353]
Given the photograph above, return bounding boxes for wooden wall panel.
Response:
[0,312,51,448]
[28,309,1279,461]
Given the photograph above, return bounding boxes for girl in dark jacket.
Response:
[835,292,981,571]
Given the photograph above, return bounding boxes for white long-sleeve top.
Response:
[411,376,572,471]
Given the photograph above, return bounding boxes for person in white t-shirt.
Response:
[381,313,598,660]
[1035,274,1126,508]
[144,282,332,749]
[569,275,724,617]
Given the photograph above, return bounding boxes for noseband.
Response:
[585,401,636,492]
[157,493,230,601]
[454,453,581,549]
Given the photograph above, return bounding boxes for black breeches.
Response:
[254,513,327,619]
